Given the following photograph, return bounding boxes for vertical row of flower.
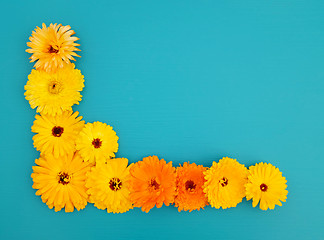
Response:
[25,23,288,213]
[25,23,127,212]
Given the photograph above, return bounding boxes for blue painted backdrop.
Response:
[0,0,323,239]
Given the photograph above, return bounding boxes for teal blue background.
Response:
[0,0,323,239]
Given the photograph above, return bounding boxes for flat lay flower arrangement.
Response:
[25,23,288,213]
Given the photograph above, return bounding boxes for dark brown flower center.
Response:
[260,183,268,192]
[48,45,59,53]
[109,178,122,191]
[92,138,102,148]
[52,126,64,137]
[149,178,160,191]
[220,177,228,187]
[58,172,70,185]
[185,180,196,192]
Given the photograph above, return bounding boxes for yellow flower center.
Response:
[48,45,59,54]
[185,180,196,192]
[92,138,102,148]
[48,81,63,94]
[148,178,160,191]
[219,177,228,187]
[109,178,122,191]
[57,172,71,185]
[52,126,64,137]
[260,183,268,192]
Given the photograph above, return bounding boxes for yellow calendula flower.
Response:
[76,122,119,164]
[203,157,248,209]
[86,158,133,213]
[31,111,84,158]
[31,152,91,212]
[26,23,80,72]
[24,64,84,116]
[246,162,288,210]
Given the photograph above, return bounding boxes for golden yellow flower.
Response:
[24,64,84,116]
[31,111,84,158]
[203,157,248,209]
[246,162,288,210]
[86,158,133,213]
[26,23,80,72]
[76,122,119,164]
[31,152,91,212]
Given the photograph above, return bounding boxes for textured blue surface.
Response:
[0,0,323,239]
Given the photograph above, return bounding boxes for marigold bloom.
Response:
[129,156,176,212]
[24,64,84,116]
[86,158,133,213]
[203,157,248,209]
[76,122,119,164]
[26,23,80,72]
[246,162,288,210]
[31,152,91,212]
[31,111,84,158]
[175,162,208,212]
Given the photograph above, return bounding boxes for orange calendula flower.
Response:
[31,152,91,212]
[175,162,208,212]
[129,156,176,213]
[26,23,80,72]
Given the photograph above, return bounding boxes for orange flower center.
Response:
[48,81,62,94]
[92,138,102,148]
[58,172,71,185]
[149,178,160,191]
[185,180,196,192]
[52,126,64,137]
[48,45,59,53]
[220,177,228,187]
[260,183,268,192]
[109,178,122,191]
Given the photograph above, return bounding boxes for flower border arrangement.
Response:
[25,23,288,213]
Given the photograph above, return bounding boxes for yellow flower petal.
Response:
[31,111,84,157]
[76,122,119,164]
[26,23,80,73]
[86,158,133,213]
[245,162,288,210]
[31,152,91,212]
[203,157,248,209]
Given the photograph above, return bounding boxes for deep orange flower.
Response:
[129,156,176,212]
[175,162,208,212]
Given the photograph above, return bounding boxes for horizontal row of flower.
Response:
[25,23,288,213]
[32,149,287,213]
